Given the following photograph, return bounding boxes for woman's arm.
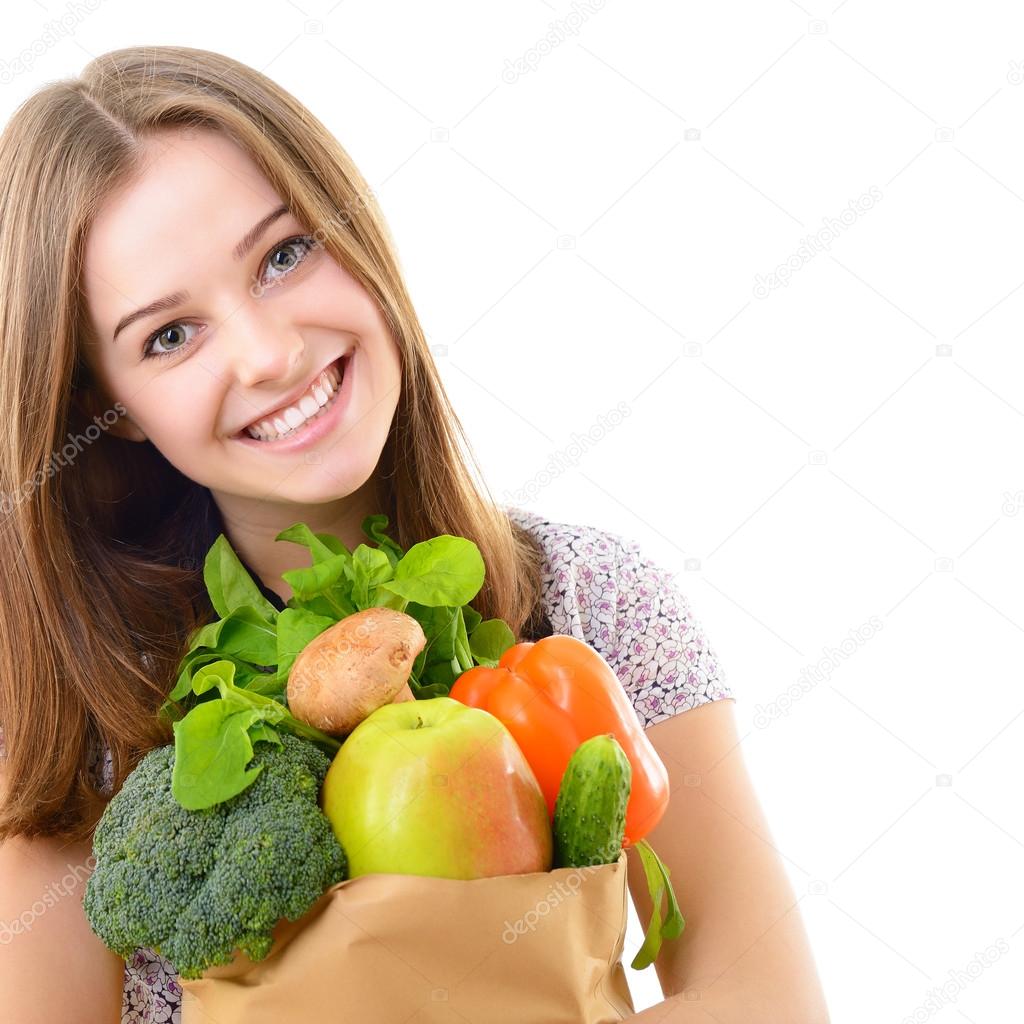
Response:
[0,832,125,1023]
[625,699,830,1023]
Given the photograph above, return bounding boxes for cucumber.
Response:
[552,733,632,869]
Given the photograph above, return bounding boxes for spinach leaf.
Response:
[350,544,393,609]
[282,554,351,603]
[170,660,339,810]
[630,839,685,971]
[185,605,278,666]
[276,525,358,619]
[275,523,349,562]
[468,618,516,667]
[203,534,278,625]
[462,605,483,633]
[171,700,270,810]
[276,607,336,680]
[362,514,404,567]
[378,535,485,607]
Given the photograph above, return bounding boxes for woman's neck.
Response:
[209,479,384,603]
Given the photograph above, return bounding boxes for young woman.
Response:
[0,46,828,1023]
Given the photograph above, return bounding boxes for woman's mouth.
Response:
[239,356,348,442]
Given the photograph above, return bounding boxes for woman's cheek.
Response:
[146,376,211,446]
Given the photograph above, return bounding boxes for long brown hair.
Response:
[0,46,547,844]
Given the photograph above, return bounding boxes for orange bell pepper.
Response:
[449,634,670,848]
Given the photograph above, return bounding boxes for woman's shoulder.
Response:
[503,503,620,635]
[503,503,660,632]
[504,504,621,568]
[503,504,735,726]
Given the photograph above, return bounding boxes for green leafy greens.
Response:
[159,514,516,810]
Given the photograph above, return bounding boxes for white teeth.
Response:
[243,356,347,441]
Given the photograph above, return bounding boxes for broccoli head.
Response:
[83,731,348,979]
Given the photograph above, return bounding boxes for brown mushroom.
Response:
[286,607,426,736]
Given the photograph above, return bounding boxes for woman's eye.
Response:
[143,321,200,360]
[260,235,317,286]
[141,234,319,360]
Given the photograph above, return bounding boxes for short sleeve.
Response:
[603,533,734,729]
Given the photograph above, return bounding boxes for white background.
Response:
[4,2,1024,1022]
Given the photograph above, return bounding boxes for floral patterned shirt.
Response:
[6,505,734,1023]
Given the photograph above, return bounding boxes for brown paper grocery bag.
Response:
[181,851,635,1024]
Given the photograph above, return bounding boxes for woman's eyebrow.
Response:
[111,202,290,344]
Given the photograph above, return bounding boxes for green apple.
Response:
[321,696,552,880]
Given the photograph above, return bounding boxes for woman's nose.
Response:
[216,304,304,388]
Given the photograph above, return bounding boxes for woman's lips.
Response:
[231,348,355,453]
[231,355,347,439]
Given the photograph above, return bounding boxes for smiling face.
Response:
[80,128,403,585]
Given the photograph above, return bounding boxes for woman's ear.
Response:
[72,386,147,442]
